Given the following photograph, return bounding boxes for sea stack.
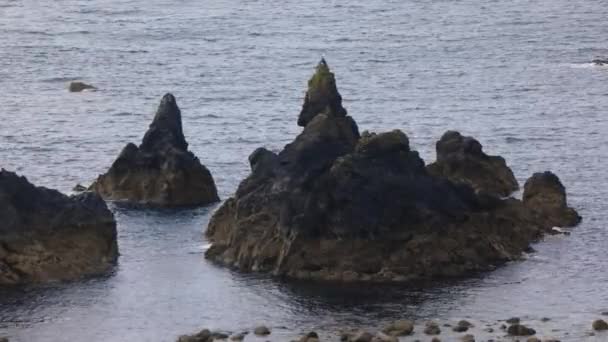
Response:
[0,169,118,285]
[92,94,219,207]
[204,60,580,282]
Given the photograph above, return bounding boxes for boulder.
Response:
[68,81,96,92]
[372,332,398,342]
[177,329,212,342]
[424,321,441,335]
[461,335,475,342]
[592,319,608,331]
[91,94,219,207]
[427,131,518,196]
[453,320,473,332]
[0,169,117,285]
[382,319,414,336]
[253,325,270,336]
[592,59,608,66]
[299,331,319,342]
[523,171,581,227]
[204,60,581,283]
[507,324,536,336]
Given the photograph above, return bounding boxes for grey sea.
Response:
[1,0,607,341]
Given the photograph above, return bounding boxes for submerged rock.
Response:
[0,169,117,285]
[68,81,96,92]
[91,94,219,207]
[204,60,580,283]
[427,131,518,196]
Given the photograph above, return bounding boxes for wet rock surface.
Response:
[68,81,96,92]
[0,169,118,285]
[427,130,519,196]
[204,60,581,283]
[176,316,580,341]
[523,171,581,228]
[91,94,219,207]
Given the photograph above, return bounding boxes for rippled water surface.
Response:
[1,0,608,341]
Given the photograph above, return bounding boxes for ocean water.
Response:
[1,0,608,341]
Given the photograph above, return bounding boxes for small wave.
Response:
[569,63,606,69]
[41,77,81,83]
[200,114,220,119]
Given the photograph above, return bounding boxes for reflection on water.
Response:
[1,0,608,340]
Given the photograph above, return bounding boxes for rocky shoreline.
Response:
[204,60,581,283]
[176,316,608,342]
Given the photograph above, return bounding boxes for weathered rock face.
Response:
[92,94,219,207]
[427,131,519,197]
[205,60,580,282]
[0,169,118,285]
[523,171,581,227]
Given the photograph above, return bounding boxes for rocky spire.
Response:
[141,93,188,152]
[297,59,347,127]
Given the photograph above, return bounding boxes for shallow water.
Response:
[1,0,608,341]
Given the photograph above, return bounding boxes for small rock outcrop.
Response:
[68,81,96,92]
[204,60,580,282]
[0,169,118,285]
[592,319,608,331]
[523,171,581,227]
[427,131,518,196]
[592,59,608,66]
[507,324,536,336]
[92,94,219,207]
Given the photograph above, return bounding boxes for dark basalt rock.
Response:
[592,59,608,66]
[0,169,117,285]
[298,59,347,127]
[427,131,519,197]
[523,171,581,227]
[91,94,219,207]
[68,81,96,92]
[204,60,580,282]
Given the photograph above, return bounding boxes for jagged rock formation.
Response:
[427,131,518,197]
[0,169,118,285]
[204,60,580,282]
[92,94,219,207]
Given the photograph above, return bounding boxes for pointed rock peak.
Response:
[297,59,347,127]
[141,93,188,151]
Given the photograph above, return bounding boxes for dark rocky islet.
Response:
[204,60,581,283]
[0,169,118,285]
[91,93,219,207]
